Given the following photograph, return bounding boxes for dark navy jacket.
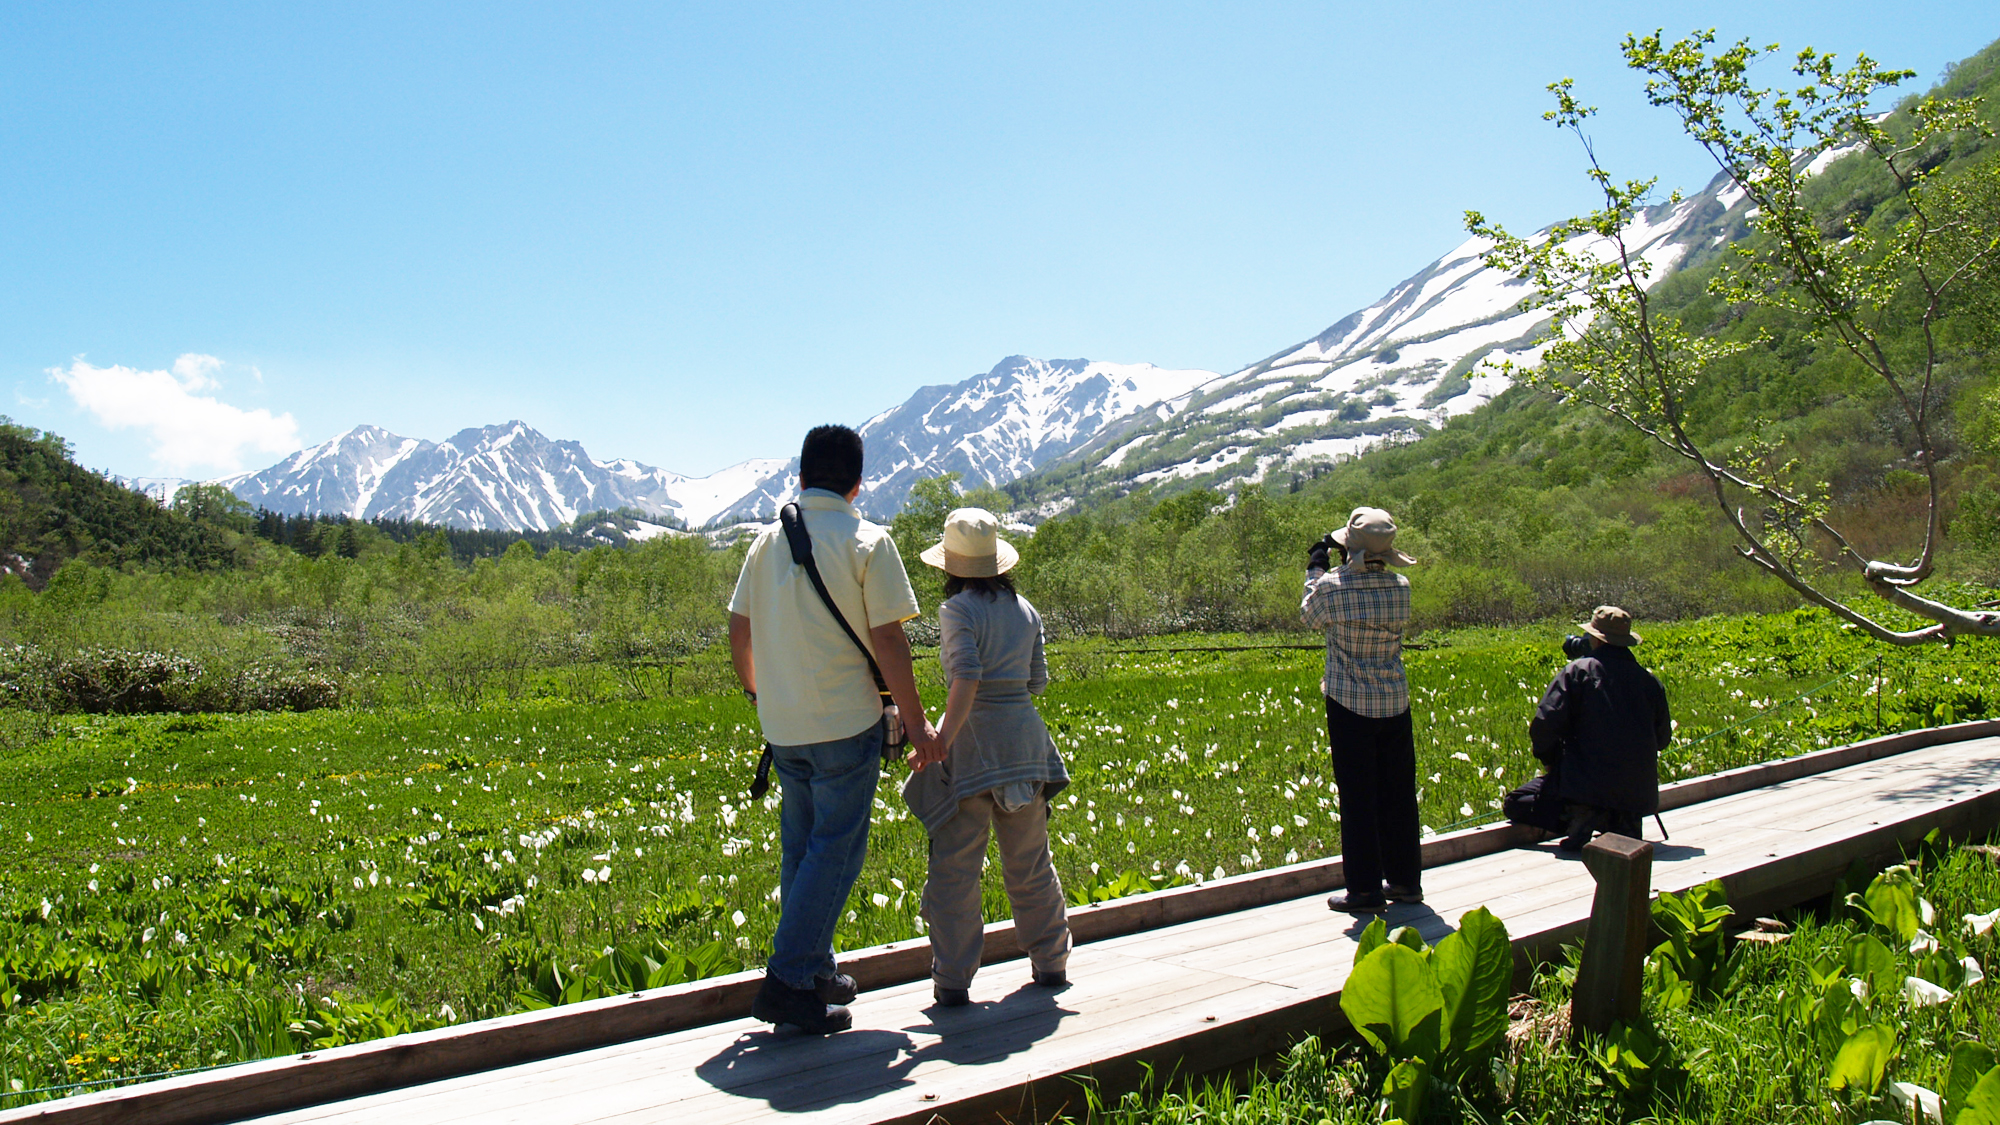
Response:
[1528,645,1672,815]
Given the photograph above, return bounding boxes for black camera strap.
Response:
[748,501,901,800]
[778,502,891,698]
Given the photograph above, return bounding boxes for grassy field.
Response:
[0,608,1995,1104]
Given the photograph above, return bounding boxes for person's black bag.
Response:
[1502,773,1569,835]
[748,502,910,799]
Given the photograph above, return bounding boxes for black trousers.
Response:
[1326,697,1422,894]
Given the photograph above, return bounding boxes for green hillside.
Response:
[0,421,241,585]
[990,34,2000,636]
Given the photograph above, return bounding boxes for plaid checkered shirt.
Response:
[1301,563,1411,717]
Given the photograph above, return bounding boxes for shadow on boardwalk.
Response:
[695,981,1077,1113]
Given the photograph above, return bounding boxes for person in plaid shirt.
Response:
[1302,506,1420,914]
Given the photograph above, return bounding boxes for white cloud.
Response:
[49,354,300,474]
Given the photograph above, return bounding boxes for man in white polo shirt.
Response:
[729,424,940,1034]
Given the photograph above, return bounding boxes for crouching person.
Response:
[1528,606,1672,853]
[903,508,1071,1008]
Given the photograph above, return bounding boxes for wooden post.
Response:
[1571,833,1653,1038]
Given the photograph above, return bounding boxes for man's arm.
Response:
[729,612,755,696]
[1527,670,1569,766]
[869,619,942,765]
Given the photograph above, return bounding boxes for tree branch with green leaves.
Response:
[1468,30,2000,644]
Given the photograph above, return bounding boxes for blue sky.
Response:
[4,2,1993,480]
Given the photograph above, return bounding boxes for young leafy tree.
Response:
[1468,31,2000,643]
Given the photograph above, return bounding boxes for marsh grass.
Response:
[0,610,1992,1103]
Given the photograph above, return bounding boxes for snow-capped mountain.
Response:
[1004,168,1753,507]
[157,161,1767,534]
[217,422,788,531]
[704,356,1221,524]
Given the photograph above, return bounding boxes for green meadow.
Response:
[2,607,1994,1104]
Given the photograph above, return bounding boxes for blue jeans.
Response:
[767,718,883,989]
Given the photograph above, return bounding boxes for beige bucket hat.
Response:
[1331,506,1417,566]
[1580,605,1641,647]
[919,507,1020,578]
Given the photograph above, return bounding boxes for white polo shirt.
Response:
[728,489,922,747]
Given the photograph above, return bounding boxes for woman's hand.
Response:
[906,724,948,771]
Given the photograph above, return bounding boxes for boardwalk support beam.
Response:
[1571,833,1652,1038]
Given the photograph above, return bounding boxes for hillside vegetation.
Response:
[997,35,2000,636]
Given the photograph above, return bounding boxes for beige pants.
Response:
[922,791,1071,990]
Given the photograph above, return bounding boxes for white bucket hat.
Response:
[1331,506,1417,567]
[919,507,1020,577]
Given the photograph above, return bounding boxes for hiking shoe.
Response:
[1032,970,1068,988]
[751,976,853,1034]
[1384,884,1424,904]
[815,972,858,1005]
[933,986,971,1008]
[1327,890,1389,913]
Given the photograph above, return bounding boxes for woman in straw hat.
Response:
[903,507,1072,1008]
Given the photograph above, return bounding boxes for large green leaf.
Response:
[1845,933,1897,1003]
[1960,1066,2000,1125]
[1379,1056,1430,1124]
[1341,943,1445,1061]
[1861,867,1923,944]
[1828,1023,1897,1095]
[1355,916,1389,961]
[1947,1045,1997,1124]
[1434,906,1513,1062]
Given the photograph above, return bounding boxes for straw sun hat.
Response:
[1331,506,1417,567]
[919,507,1019,578]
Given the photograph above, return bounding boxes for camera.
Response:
[1561,634,1593,661]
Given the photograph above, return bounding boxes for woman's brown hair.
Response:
[943,573,1017,601]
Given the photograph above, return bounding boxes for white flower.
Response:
[1966,907,2000,937]
[1849,977,1870,1002]
[354,876,364,889]
[1920,897,1936,926]
[87,879,99,892]
[1962,956,1985,989]
[440,1004,456,1021]
[1910,929,1940,956]
[596,865,611,883]
[1889,1081,1942,1123]
[731,910,747,928]
[581,868,599,885]
[1460,804,1475,818]
[1904,976,1953,1006]
[870,893,890,908]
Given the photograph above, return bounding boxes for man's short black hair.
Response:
[799,425,865,495]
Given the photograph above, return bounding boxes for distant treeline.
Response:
[245,508,674,563]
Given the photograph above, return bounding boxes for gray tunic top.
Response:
[901,589,1070,834]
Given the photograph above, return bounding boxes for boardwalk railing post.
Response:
[1570,833,1653,1038]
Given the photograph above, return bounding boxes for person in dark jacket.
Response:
[1528,606,1672,852]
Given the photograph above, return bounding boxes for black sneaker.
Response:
[1327,890,1389,913]
[751,975,853,1034]
[933,985,970,1008]
[815,972,858,1005]
[1032,969,1067,988]
[1384,884,1424,904]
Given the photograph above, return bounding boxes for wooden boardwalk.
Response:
[8,723,2000,1125]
